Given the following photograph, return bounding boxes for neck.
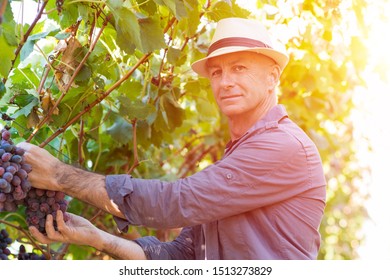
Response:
[228,95,277,141]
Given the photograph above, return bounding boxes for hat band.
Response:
[207,37,272,55]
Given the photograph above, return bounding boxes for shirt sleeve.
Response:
[133,226,196,260]
[106,127,325,229]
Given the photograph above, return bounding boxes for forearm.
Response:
[93,229,147,260]
[54,162,125,219]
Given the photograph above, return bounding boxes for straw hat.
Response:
[191,17,289,77]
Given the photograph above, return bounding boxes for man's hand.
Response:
[29,211,147,260]
[29,211,101,246]
[16,142,61,191]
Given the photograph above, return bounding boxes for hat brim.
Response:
[191,46,289,77]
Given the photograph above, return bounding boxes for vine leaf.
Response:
[0,36,15,77]
[107,116,133,144]
[118,96,156,121]
[112,7,140,54]
[139,16,166,53]
[20,28,60,61]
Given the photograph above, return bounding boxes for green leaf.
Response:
[159,92,185,131]
[174,0,187,19]
[206,0,250,21]
[167,46,181,65]
[111,7,141,54]
[20,40,35,61]
[182,0,200,37]
[137,0,158,15]
[59,1,80,28]
[107,116,133,144]
[21,29,60,60]
[55,32,71,40]
[75,65,92,83]
[118,96,156,121]
[139,16,166,53]
[0,81,5,99]
[0,36,15,78]
[11,98,39,119]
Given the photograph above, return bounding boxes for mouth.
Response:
[220,94,242,100]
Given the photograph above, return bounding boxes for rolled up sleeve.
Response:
[134,226,196,260]
[106,174,135,231]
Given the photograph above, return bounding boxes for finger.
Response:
[29,226,53,244]
[55,210,67,231]
[16,141,33,151]
[44,214,61,239]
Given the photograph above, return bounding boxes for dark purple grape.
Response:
[4,201,17,212]
[2,172,13,183]
[1,144,14,153]
[11,175,21,187]
[0,167,4,176]
[3,182,11,194]
[1,130,11,141]
[46,190,56,198]
[21,179,31,192]
[14,147,25,156]
[55,192,65,201]
[1,152,12,162]
[0,178,7,190]
[5,165,16,175]
[39,202,50,213]
[21,163,32,173]
[16,168,28,179]
[35,189,45,197]
[10,155,22,164]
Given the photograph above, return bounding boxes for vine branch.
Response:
[39,52,151,148]
[27,14,112,143]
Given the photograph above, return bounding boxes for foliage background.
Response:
[0,0,379,259]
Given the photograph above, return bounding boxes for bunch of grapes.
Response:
[1,127,69,234]
[17,244,46,260]
[0,229,12,260]
[0,128,32,212]
[25,188,69,234]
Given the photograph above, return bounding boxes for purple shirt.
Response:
[106,105,326,259]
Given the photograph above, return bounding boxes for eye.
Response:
[233,65,246,72]
[210,69,222,77]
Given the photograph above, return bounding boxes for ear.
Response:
[267,64,281,91]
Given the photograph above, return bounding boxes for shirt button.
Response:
[226,173,233,179]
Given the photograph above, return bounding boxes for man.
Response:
[18,17,326,259]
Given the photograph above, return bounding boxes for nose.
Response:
[220,71,234,89]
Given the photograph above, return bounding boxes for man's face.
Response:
[207,51,276,120]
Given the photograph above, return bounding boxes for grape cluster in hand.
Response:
[0,229,12,260]
[1,127,69,234]
[25,187,69,234]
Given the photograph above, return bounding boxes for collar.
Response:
[225,104,289,149]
